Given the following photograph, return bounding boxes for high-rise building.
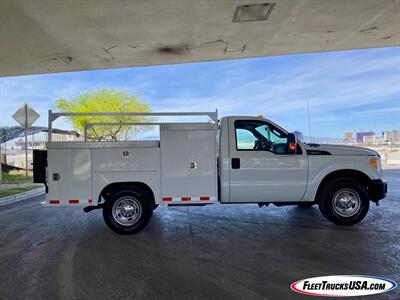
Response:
[384,130,400,143]
[394,130,400,143]
[344,131,352,143]
[355,131,374,143]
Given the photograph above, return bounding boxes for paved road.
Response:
[0,170,399,300]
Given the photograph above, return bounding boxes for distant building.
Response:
[384,131,391,143]
[356,131,374,143]
[384,130,400,143]
[292,131,303,141]
[393,130,399,143]
[14,138,46,150]
[51,132,82,142]
[344,131,352,143]
[6,153,33,170]
[0,153,5,164]
[363,135,385,145]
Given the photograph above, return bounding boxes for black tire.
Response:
[318,178,369,225]
[103,186,153,234]
[297,202,314,208]
[153,204,159,211]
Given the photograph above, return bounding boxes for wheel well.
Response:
[315,169,371,203]
[99,182,155,205]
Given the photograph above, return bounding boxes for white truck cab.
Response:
[33,111,387,234]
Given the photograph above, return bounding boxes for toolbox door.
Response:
[160,125,217,204]
[46,148,92,206]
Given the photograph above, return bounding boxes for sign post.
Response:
[0,130,2,185]
[12,103,40,179]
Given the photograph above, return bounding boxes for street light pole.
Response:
[24,103,28,179]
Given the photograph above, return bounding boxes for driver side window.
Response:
[236,128,258,150]
[235,120,289,154]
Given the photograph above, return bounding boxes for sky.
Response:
[0,45,399,139]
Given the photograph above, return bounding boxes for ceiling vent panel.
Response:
[232,3,276,23]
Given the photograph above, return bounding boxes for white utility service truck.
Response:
[33,111,387,234]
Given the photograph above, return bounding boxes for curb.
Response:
[0,187,45,206]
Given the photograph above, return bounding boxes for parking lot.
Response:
[0,169,399,300]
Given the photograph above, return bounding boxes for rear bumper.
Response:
[369,179,387,202]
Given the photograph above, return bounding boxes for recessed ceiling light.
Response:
[232,3,276,23]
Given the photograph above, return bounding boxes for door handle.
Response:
[231,158,240,169]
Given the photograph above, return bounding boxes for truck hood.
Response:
[304,143,379,156]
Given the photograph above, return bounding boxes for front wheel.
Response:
[103,186,153,234]
[318,178,369,225]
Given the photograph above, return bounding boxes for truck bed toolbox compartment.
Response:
[160,123,218,203]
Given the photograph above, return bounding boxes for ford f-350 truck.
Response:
[33,111,387,234]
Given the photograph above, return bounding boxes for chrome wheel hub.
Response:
[332,188,361,218]
[112,196,142,226]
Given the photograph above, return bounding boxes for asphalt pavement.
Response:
[0,169,399,300]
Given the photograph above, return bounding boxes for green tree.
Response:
[55,89,151,141]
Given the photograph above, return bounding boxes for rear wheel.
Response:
[318,178,369,225]
[103,186,153,234]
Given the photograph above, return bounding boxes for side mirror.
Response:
[287,133,296,154]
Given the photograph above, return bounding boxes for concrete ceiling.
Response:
[0,0,399,77]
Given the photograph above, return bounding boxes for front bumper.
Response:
[369,180,387,202]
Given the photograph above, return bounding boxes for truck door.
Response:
[228,118,308,203]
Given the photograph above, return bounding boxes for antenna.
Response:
[307,97,312,143]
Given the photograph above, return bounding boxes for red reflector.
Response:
[88,198,93,204]
[49,200,60,204]
[163,197,172,202]
[200,196,209,201]
[181,197,191,201]
[69,199,79,204]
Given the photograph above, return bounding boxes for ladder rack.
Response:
[48,110,218,142]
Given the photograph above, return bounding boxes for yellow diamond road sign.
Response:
[12,103,40,129]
